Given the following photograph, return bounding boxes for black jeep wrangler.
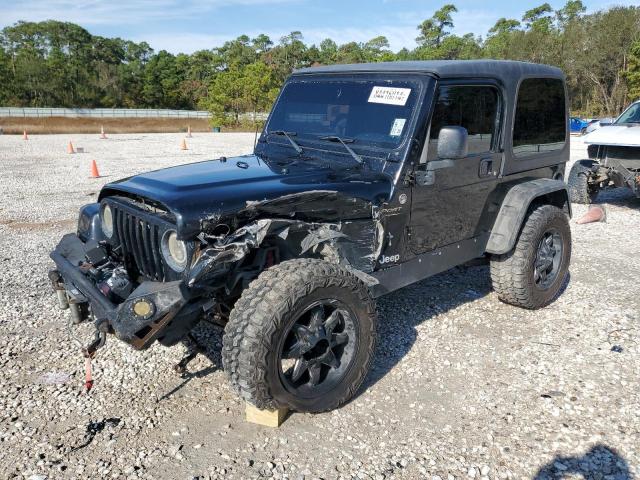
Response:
[50,60,572,413]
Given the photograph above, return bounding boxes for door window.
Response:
[426,85,500,161]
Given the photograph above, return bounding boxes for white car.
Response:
[568,101,640,203]
[584,117,615,134]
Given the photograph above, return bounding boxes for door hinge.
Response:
[404,170,416,185]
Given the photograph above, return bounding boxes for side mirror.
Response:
[599,119,613,126]
[436,126,468,159]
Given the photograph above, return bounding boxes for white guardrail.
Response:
[0,107,212,118]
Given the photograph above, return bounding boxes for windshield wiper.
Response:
[319,135,363,165]
[269,130,303,155]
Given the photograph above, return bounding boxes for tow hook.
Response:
[80,323,108,393]
[82,327,107,359]
[173,333,206,376]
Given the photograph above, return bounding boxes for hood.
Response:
[582,124,640,146]
[99,154,392,239]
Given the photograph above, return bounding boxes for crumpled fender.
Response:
[187,217,384,288]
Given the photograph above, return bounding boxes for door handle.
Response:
[479,158,493,177]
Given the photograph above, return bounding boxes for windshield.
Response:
[266,78,421,150]
[616,102,640,124]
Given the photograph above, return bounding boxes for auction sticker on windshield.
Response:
[369,86,411,106]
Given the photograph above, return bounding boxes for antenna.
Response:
[253,121,259,150]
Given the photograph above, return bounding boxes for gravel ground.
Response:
[0,133,638,480]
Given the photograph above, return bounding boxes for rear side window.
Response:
[428,85,499,160]
[512,78,566,157]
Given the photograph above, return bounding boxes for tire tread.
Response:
[222,258,376,412]
[490,205,571,310]
[568,160,597,204]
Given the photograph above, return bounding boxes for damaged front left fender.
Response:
[187,216,385,289]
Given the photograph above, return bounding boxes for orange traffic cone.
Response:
[90,160,101,178]
[186,125,192,138]
[576,205,606,225]
[100,125,107,139]
[23,130,28,140]
[180,138,188,150]
[67,141,75,154]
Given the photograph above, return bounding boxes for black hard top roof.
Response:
[293,60,564,81]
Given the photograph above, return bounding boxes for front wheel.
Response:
[222,259,376,413]
[568,160,599,204]
[490,205,571,309]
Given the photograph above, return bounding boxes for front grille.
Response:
[110,203,166,281]
[605,146,640,161]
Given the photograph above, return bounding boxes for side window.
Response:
[427,85,499,161]
[513,78,566,157]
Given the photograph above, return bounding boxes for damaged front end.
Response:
[50,233,194,350]
[50,190,385,354]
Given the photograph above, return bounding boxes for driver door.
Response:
[408,82,503,254]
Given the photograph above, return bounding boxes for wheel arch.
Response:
[485,178,571,255]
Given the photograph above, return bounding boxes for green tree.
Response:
[202,65,245,126]
[242,62,279,120]
[336,42,365,63]
[0,45,12,104]
[1,5,639,119]
[363,36,392,62]
[623,40,640,102]
[267,31,308,81]
[522,4,554,32]
[142,50,189,108]
[416,4,458,48]
[252,34,273,54]
[556,0,586,26]
[318,39,338,64]
[571,6,640,114]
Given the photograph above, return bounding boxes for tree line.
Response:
[0,1,639,126]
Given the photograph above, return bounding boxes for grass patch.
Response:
[0,117,256,134]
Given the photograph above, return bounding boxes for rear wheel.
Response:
[490,205,571,309]
[222,259,376,413]
[568,160,599,204]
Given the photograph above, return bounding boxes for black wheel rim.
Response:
[534,229,563,290]
[278,299,357,399]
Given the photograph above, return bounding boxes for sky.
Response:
[0,0,636,54]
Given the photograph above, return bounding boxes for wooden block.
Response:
[245,403,289,427]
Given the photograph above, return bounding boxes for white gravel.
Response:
[0,133,638,480]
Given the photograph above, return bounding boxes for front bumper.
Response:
[50,234,196,349]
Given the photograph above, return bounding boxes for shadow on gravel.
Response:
[159,365,218,401]
[363,263,493,391]
[533,444,630,480]
[592,187,640,210]
[159,322,223,401]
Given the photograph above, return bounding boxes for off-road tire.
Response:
[490,205,571,309]
[568,160,599,204]
[222,259,376,413]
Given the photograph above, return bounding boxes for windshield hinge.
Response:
[404,169,416,185]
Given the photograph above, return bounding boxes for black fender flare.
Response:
[485,178,571,255]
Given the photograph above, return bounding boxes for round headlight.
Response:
[101,204,114,238]
[162,230,188,272]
